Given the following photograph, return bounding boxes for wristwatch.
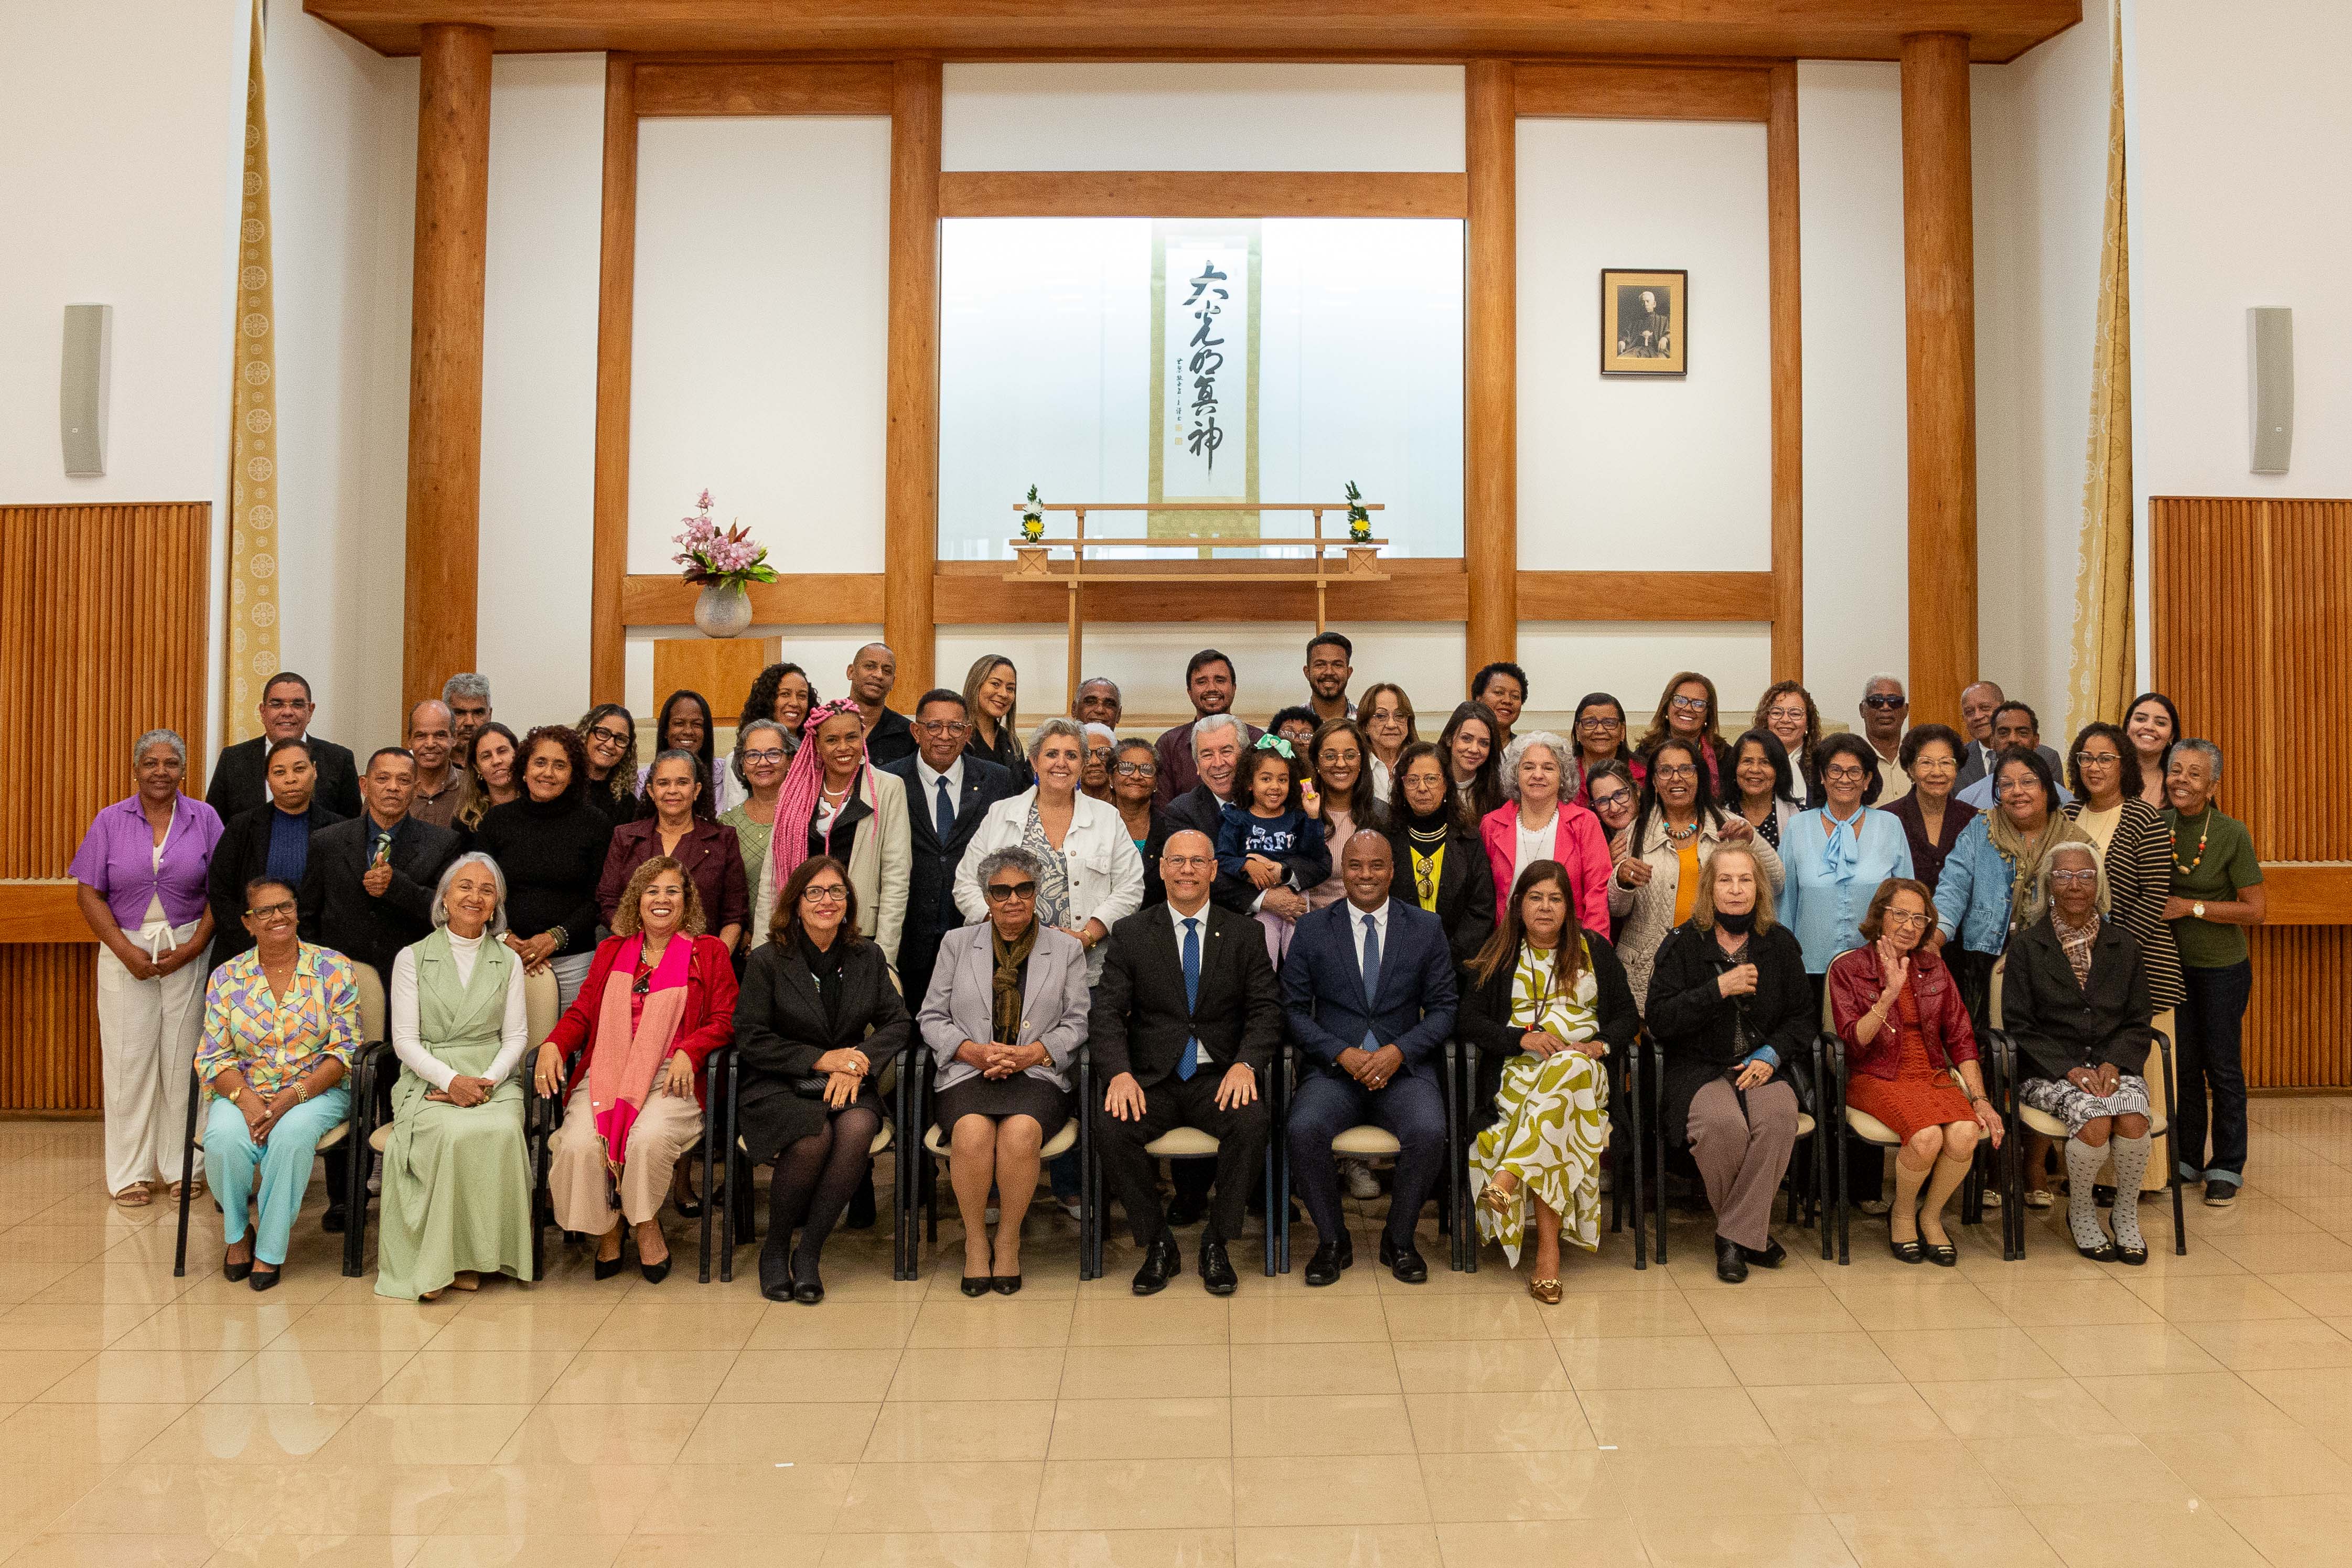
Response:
[2192,902,2206,920]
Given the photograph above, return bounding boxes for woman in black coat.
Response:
[735,854,909,1304]
[1384,742,1497,969]
[2004,841,2158,1263]
[1645,842,1814,1283]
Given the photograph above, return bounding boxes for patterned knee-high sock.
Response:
[2107,1135,2151,1249]
[2065,1137,2110,1249]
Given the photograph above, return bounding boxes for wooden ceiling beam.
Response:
[304,2,2082,66]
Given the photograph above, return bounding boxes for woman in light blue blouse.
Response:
[1780,734,1915,987]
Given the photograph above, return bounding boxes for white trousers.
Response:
[93,919,205,1194]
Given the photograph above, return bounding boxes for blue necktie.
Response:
[1177,916,1201,1080]
[934,775,956,844]
[1360,912,1382,1053]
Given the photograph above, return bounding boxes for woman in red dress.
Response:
[1829,878,2004,1265]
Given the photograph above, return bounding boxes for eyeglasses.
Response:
[1319,750,1360,767]
[1114,761,1158,777]
[2049,869,2098,885]
[914,719,970,737]
[2074,751,2121,767]
[245,900,297,921]
[1862,694,1907,711]
[1884,910,1930,929]
[742,749,786,765]
[800,885,850,905]
[1576,717,1623,733]
[1588,790,1630,811]
[1162,854,1215,871]
[983,881,1038,903]
[1823,766,1867,784]
[1766,707,1809,724]
[1652,764,1698,781]
[1997,780,2044,798]
[1668,695,1710,713]
[587,727,630,746]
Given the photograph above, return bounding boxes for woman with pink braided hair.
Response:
[755,697,910,973]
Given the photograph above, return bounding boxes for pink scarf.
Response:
[587,933,693,1175]
[769,696,875,896]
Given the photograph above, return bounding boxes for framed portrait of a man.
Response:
[1601,269,1687,376]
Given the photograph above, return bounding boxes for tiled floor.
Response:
[8,1100,2352,1567]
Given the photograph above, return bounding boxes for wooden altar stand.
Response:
[1005,500,1387,699]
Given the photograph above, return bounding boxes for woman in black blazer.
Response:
[209,738,345,969]
[2004,841,2158,1263]
[735,854,909,1303]
[1645,842,1814,1283]
[1383,743,1496,968]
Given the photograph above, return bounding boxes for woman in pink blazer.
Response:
[1481,731,1613,937]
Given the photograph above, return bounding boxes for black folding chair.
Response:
[1080,1059,1279,1281]
[1823,1027,1992,1265]
[1454,1035,1646,1272]
[1635,1029,1826,1268]
[702,1050,912,1285]
[1990,1027,2187,1261]
[1271,1039,1459,1275]
[906,1045,1095,1281]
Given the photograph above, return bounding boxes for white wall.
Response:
[265,11,415,753]
[1973,0,2112,738]
[942,63,1466,173]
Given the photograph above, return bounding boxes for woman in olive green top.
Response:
[719,719,790,952]
[2161,739,2265,1207]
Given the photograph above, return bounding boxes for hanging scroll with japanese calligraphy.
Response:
[1148,222,1261,543]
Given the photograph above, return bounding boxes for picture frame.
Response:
[1601,269,1687,377]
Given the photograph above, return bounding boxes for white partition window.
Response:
[937,217,1465,562]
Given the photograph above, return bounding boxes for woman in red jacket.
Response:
[1829,877,2003,1266]
[1480,731,1612,938]
[533,855,738,1283]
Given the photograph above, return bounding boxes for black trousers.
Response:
[1286,1070,1444,1248]
[1094,1070,1270,1248]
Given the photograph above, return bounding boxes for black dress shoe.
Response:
[1379,1234,1429,1284]
[790,1261,825,1305]
[640,1255,672,1285]
[1746,1237,1787,1270]
[594,1254,624,1281]
[222,1255,252,1283]
[1131,1234,1179,1296]
[960,1275,991,1298]
[991,1274,1023,1296]
[1198,1236,1239,1296]
[1303,1233,1354,1287]
[320,1205,346,1234]
[250,1265,282,1293]
[1714,1236,1748,1284]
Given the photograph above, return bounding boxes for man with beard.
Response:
[1303,632,1355,726]
[1154,650,1260,807]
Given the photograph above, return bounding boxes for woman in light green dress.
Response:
[376,852,535,1301]
[1458,860,1640,1301]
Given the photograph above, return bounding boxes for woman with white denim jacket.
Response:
[954,717,1146,983]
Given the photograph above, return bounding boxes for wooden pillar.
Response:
[403,23,493,718]
[588,54,637,706]
[1767,63,1805,684]
[884,59,942,704]
[1900,33,1978,728]
[1464,61,1517,688]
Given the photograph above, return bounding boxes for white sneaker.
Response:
[1345,1161,1382,1200]
[1058,1196,1082,1221]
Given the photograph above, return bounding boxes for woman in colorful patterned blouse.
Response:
[1462,860,1639,1304]
[195,876,359,1289]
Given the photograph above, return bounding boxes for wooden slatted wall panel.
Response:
[2152,496,2352,1089]
[0,502,210,1111]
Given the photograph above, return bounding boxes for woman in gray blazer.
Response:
[917,846,1091,1296]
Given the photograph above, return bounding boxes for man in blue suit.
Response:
[1280,832,1457,1285]
[882,688,1014,1009]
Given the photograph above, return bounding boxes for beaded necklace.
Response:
[2171,809,2212,876]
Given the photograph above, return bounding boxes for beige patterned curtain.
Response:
[223,0,281,744]
[2067,28,2135,734]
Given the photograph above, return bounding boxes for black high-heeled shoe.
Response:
[249,1266,281,1292]
[222,1253,252,1283]
[991,1274,1023,1296]
[640,1255,672,1285]
[595,1232,625,1280]
[960,1275,991,1298]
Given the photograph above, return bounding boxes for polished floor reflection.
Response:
[7,1100,2352,1567]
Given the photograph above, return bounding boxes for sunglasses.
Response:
[1863,694,1907,711]
[983,881,1038,903]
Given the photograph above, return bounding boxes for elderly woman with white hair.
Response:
[1478,729,1613,939]
[375,852,535,1300]
[1079,722,1119,803]
[71,727,224,1208]
[955,717,1145,982]
[920,845,1091,1294]
[2003,840,2160,1262]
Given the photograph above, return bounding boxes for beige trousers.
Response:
[548,1079,704,1231]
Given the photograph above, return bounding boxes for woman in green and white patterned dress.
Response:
[1460,859,1640,1302]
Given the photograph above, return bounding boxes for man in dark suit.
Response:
[1280,833,1457,1285]
[1160,713,1248,844]
[205,671,362,820]
[847,642,917,768]
[1091,829,1282,1296]
[883,687,1014,1008]
[297,746,460,1231]
[1952,681,2064,791]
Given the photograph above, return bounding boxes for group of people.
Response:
[73,636,2261,1299]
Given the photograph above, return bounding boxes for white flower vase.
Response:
[694,582,753,639]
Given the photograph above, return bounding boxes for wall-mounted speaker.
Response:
[60,303,111,478]
[2248,306,2293,475]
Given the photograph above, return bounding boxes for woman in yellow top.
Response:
[195,876,360,1289]
[1606,737,1782,1014]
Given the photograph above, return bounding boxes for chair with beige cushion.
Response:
[1822,976,1995,1265]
